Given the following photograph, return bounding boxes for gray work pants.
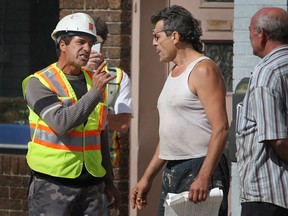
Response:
[28,175,105,216]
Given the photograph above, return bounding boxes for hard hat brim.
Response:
[52,31,103,45]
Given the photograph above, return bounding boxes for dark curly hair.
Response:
[151,5,203,53]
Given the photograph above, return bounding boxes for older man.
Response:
[236,7,288,216]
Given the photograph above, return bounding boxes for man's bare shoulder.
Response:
[191,59,221,83]
[189,58,225,96]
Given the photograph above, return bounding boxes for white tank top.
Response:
[157,56,212,160]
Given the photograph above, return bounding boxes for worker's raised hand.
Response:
[92,61,116,93]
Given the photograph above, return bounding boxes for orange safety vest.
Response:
[22,63,108,178]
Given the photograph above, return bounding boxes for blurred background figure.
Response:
[85,15,133,216]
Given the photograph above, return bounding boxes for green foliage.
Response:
[0,97,29,124]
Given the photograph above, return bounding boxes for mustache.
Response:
[79,50,90,56]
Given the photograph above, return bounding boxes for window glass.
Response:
[205,0,234,2]
[204,43,233,92]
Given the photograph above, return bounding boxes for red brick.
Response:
[107,47,121,59]
[2,155,11,175]
[21,176,30,188]
[59,0,84,9]
[0,210,9,216]
[118,203,129,215]
[120,0,131,10]
[120,191,128,202]
[0,187,9,199]
[20,199,28,211]
[18,157,29,175]
[11,155,19,174]
[10,188,27,200]
[59,10,72,19]
[120,48,131,60]
[91,11,122,22]
[108,25,121,36]
[10,211,28,216]
[118,61,130,73]
[24,161,31,176]
[0,198,21,210]
[117,181,128,191]
[0,176,23,187]
[106,35,121,47]
[108,0,121,9]
[86,0,109,9]
[0,156,3,174]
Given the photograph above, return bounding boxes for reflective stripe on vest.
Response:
[35,65,75,106]
[104,65,123,111]
[29,123,101,151]
[22,63,107,178]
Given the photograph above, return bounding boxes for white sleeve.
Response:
[114,71,133,115]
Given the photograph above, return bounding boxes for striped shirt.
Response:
[236,45,288,209]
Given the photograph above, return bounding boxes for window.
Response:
[205,0,233,2]
[204,43,233,92]
[0,0,58,152]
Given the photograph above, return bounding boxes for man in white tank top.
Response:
[130,5,229,216]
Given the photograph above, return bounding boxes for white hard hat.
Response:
[51,13,102,44]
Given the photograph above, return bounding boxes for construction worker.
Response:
[22,13,120,215]
[85,16,133,215]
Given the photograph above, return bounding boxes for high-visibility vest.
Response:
[104,65,123,110]
[104,65,123,167]
[22,63,108,178]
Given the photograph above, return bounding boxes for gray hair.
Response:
[255,12,288,43]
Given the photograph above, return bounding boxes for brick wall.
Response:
[0,137,129,216]
[113,133,130,215]
[0,154,30,216]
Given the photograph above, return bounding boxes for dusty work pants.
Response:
[158,155,230,216]
[28,175,105,216]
